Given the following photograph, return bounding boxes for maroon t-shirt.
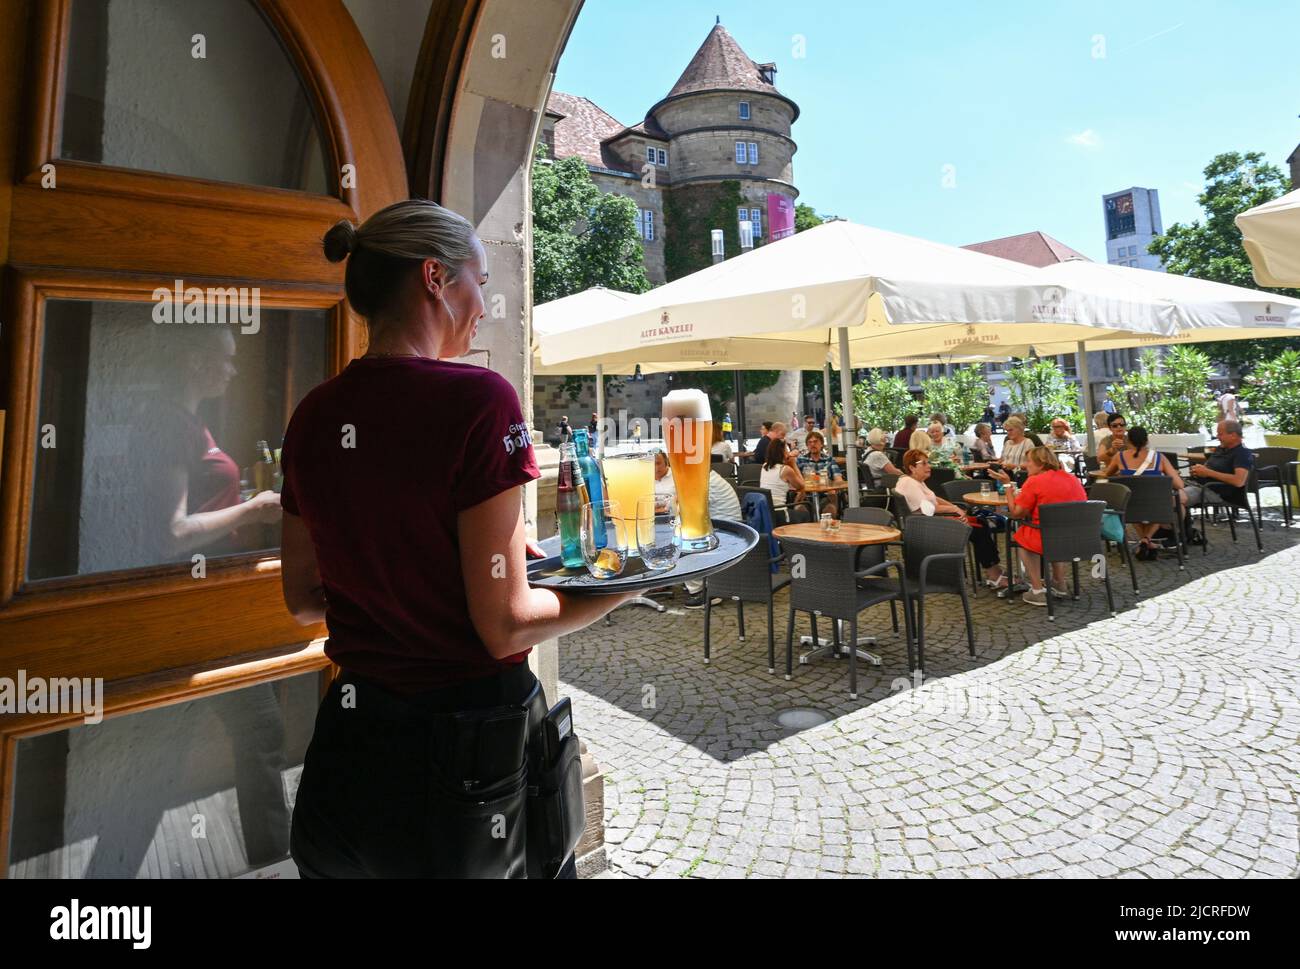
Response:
[279,357,540,694]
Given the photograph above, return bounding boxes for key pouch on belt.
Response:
[429,704,530,879]
[526,697,586,879]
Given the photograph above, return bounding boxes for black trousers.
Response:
[969,522,1000,569]
[290,663,573,879]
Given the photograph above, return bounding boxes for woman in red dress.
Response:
[1002,446,1086,607]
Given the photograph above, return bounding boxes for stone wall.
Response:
[589,170,666,284]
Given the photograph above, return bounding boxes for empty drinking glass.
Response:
[980,480,992,495]
[581,501,627,579]
[636,495,681,571]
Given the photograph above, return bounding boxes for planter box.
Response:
[1148,432,1207,454]
[1264,433,1300,506]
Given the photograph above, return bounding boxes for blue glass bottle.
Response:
[572,429,606,549]
[556,444,588,568]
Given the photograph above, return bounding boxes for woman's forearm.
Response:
[492,587,633,657]
[170,500,261,552]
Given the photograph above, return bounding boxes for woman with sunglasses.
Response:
[1097,413,1127,466]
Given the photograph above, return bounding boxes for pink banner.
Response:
[768,194,795,240]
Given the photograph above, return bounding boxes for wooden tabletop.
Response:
[959,462,990,472]
[1185,452,1208,463]
[773,522,900,545]
[803,479,849,493]
[962,490,1009,506]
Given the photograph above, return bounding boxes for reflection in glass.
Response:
[28,300,329,581]
[61,0,331,194]
[7,672,319,878]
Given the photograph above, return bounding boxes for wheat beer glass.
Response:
[662,389,718,552]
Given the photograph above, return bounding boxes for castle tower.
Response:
[652,22,800,278]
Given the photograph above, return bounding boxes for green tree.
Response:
[1109,348,1218,434]
[794,204,828,233]
[1004,358,1084,434]
[851,371,918,438]
[531,145,651,303]
[1246,349,1300,434]
[921,365,989,435]
[1150,151,1300,377]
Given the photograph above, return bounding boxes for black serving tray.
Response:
[527,519,759,595]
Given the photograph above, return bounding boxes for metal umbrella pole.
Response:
[798,325,879,668]
[839,327,861,509]
[1076,343,1095,455]
[595,363,605,457]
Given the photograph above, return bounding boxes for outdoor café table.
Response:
[960,463,990,474]
[963,489,1023,598]
[802,478,849,518]
[773,521,901,667]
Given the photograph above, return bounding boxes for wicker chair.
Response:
[1192,469,1263,554]
[738,485,813,526]
[939,478,1002,594]
[899,516,976,674]
[1112,475,1186,572]
[737,463,763,486]
[1087,481,1140,595]
[1035,501,1117,621]
[841,506,902,635]
[928,466,957,487]
[703,537,790,674]
[779,536,912,697]
[1252,446,1297,525]
[1034,499,1118,619]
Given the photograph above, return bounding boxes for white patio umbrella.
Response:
[1237,189,1300,288]
[1006,260,1300,450]
[536,221,1179,506]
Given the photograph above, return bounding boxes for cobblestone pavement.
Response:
[560,508,1300,878]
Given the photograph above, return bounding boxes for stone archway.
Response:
[405,0,607,872]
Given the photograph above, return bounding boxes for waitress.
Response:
[280,199,634,878]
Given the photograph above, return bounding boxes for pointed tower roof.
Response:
[667,23,780,98]
[962,231,1091,268]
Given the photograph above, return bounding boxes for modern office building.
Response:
[1102,186,1165,271]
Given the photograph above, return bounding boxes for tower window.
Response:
[748,142,759,165]
[647,147,656,163]
[750,207,763,237]
[643,209,655,242]
[739,101,751,120]
[656,148,667,166]
[735,141,747,164]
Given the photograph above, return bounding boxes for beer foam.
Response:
[661,389,712,421]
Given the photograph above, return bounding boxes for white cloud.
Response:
[1067,129,1102,149]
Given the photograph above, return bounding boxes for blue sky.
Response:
[555,0,1300,262]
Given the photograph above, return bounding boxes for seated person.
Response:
[1185,419,1254,509]
[998,416,1034,474]
[1009,412,1043,447]
[787,415,819,456]
[1097,413,1127,466]
[925,421,963,471]
[1003,446,1087,607]
[653,450,675,497]
[796,431,842,516]
[896,449,1005,589]
[759,437,806,513]
[969,423,997,464]
[710,422,735,463]
[1104,425,1187,558]
[864,427,903,485]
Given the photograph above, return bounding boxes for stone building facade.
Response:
[535,22,802,442]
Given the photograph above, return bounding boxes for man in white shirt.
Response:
[1218,387,1241,423]
[787,415,819,456]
